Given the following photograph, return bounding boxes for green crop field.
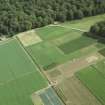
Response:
[58,35,97,54]
[52,29,83,46]
[36,26,70,40]
[27,41,64,70]
[76,66,105,105]
[0,39,47,105]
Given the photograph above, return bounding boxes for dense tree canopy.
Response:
[90,21,105,37]
[1,0,105,36]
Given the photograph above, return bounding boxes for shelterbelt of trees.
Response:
[90,20,105,37]
[0,0,105,36]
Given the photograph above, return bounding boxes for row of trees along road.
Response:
[0,0,105,37]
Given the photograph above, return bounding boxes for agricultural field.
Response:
[55,76,101,105]
[27,26,105,71]
[25,14,105,71]
[0,39,47,105]
[32,87,64,105]
[17,29,42,47]
[76,63,105,105]
[58,35,97,54]
[27,41,64,70]
[13,14,105,105]
[36,26,70,40]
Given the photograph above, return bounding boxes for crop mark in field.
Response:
[17,29,42,46]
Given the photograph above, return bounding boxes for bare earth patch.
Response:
[31,94,43,105]
[46,52,104,83]
[17,30,42,46]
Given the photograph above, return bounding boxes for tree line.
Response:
[90,20,105,37]
[0,0,105,37]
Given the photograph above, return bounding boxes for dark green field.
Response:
[0,39,47,105]
[58,35,97,54]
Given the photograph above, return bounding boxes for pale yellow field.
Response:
[17,30,42,46]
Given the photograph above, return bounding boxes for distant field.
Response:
[61,14,105,31]
[76,65,105,105]
[0,39,47,105]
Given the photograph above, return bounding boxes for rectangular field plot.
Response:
[39,87,64,105]
[58,35,97,54]
[52,29,83,46]
[17,29,42,47]
[27,42,64,70]
[36,26,70,40]
[76,66,105,105]
[55,76,101,105]
[93,60,105,77]
[0,39,47,105]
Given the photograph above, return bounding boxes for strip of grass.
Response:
[61,14,105,31]
[76,66,105,105]
[0,39,47,105]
